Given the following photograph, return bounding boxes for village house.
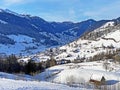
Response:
[56,59,71,65]
[89,74,106,86]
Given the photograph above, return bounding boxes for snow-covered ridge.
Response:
[101,21,115,28]
[0,8,120,56]
[0,9,3,12]
[7,35,35,43]
[5,9,19,16]
[105,30,120,42]
[59,29,119,59]
[16,22,120,63]
[33,23,120,62]
[0,35,47,56]
[0,19,8,24]
[93,21,115,33]
[0,9,32,18]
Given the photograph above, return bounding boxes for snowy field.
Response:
[0,35,47,56]
[0,78,85,90]
[0,22,120,90]
[34,61,120,90]
[35,61,120,82]
[0,61,120,90]
[0,72,92,90]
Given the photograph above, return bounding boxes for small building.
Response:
[89,74,106,86]
[67,54,72,57]
[73,49,80,53]
[76,55,84,62]
[57,59,70,65]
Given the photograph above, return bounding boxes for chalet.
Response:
[67,54,72,57]
[73,55,84,63]
[57,59,70,65]
[31,56,40,62]
[73,49,80,53]
[89,74,106,86]
[60,49,67,52]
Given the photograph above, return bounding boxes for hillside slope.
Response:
[30,21,120,62]
[0,72,90,90]
[54,22,120,61]
[0,9,119,56]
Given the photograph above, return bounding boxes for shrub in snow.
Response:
[66,75,75,86]
[103,60,110,71]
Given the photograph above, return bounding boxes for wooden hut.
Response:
[89,74,106,86]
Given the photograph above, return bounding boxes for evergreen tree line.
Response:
[88,49,120,62]
[0,54,57,75]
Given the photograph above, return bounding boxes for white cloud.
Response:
[3,0,24,5]
[2,0,34,6]
[5,0,23,3]
[83,1,120,20]
[38,11,78,22]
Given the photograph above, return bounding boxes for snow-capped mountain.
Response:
[31,21,120,62]
[0,9,120,56]
[56,22,120,61]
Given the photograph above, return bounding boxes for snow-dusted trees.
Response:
[103,60,110,71]
[46,58,56,68]
[25,59,44,75]
[66,75,75,86]
[114,55,120,63]
[7,54,21,73]
[0,54,45,75]
[46,49,56,68]
[0,54,20,73]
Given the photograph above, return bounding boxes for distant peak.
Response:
[0,8,19,15]
[62,21,74,24]
[0,9,4,12]
[87,19,96,22]
[5,9,16,13]
[5,9,20,16]
[0,8,31,19]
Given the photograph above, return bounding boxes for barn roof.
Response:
[90,74,105,81]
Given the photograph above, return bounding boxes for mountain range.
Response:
[0,9,120,55]
[30,20,120,63]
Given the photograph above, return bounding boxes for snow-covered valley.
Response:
[33,60,120,90]
[6,21,120,90]
[20,21,120,63]
[0,8,120,90]
[0,60,120,90]
[0,78,82,90]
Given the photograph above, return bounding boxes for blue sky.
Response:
[0,0,120,22]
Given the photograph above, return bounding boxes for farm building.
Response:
[89,74,106,86]
[56,59,71,65]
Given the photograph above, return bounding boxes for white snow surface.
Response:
[35,61,120,85]
[0,72,89,90]
[0,20,8,24]
[101,21,114,28]
[51,28,120,61]
[0,61,120,90]
[8,35,34,43]
[16,22,120,63]
[0,35,47,56]
[0,78,84,90]
[94,21,115,32]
